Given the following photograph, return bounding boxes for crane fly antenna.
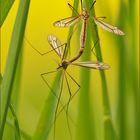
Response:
[89,0,96,11]
[68,3,80,16]
[80,0,83,11]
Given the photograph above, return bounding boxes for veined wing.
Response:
[48,35,63,58]
[53,16,80,27]
[93,17,125,35]
[71,61,110,70]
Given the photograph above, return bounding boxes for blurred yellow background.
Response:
[1,0,139,140]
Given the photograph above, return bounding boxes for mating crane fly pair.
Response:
[26,0,125,139]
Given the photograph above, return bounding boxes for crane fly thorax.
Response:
[57,60,69,70]
[81,8,89,20]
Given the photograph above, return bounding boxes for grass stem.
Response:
[0,0,30,139]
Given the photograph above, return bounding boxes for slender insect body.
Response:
[80,19,87,48]
[80,8,89,49]
[69,47,84,63]
[57,47,85,70]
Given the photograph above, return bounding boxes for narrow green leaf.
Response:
[86,0,117,140]
[32,71,64,140]
[33,1,79,139]
[6,118,31,140]
[9,104,21,140]
[0,0,15,27]
[76,23,95,140]
[7,48,24,139]
[128,1,139,140]
[117,0,138,140]
[116,1,129,140]
[0,0,30,139]
[65,0,79,58]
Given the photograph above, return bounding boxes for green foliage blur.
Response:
[1,0,139,140]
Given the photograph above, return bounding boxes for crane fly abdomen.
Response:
[80,19,87,48]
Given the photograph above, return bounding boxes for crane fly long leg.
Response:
[41,71,60,100]
[65,71,81,113]
[25,37,49,56]
[66,71,81,89]
[53,72,65,140]
[91,38,99,57]
[96,16,106,20]
[41,70,69,114]
[56,71,81,137]
[25,36,66,57]
[64,74,72,140]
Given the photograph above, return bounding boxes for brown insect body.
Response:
[57,60,69,70]
[80,9,89,49]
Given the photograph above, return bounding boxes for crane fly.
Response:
[53,0,125,50]
[47,34,110,70]
[25,35,110,139]
[46,34,110,139]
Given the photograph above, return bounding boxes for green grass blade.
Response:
[117,0,139,140]
[9,104,21,140]
[76,23,95,140]
[65,0,79,58]
[0,0,30,139]
[86,0,117,140]
[32,1,79,139]
[0,73,2,85]
[0,0,15,27]
[5,47,24,140]
[6,118,31,140]
[128,1,139,140]
[32,71,64,140]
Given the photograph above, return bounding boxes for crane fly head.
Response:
[82,8,89,20]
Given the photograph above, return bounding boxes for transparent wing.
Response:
[48,35,63,58]
[93,17,125,35]
[72,61,110,70]
[53,16,80,27]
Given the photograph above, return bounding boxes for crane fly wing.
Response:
[53,16,80,27]
[72,61,110,70]
[93,17,125,35]
[48,35,63,58]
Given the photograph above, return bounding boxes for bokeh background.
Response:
[1,0,139,140]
